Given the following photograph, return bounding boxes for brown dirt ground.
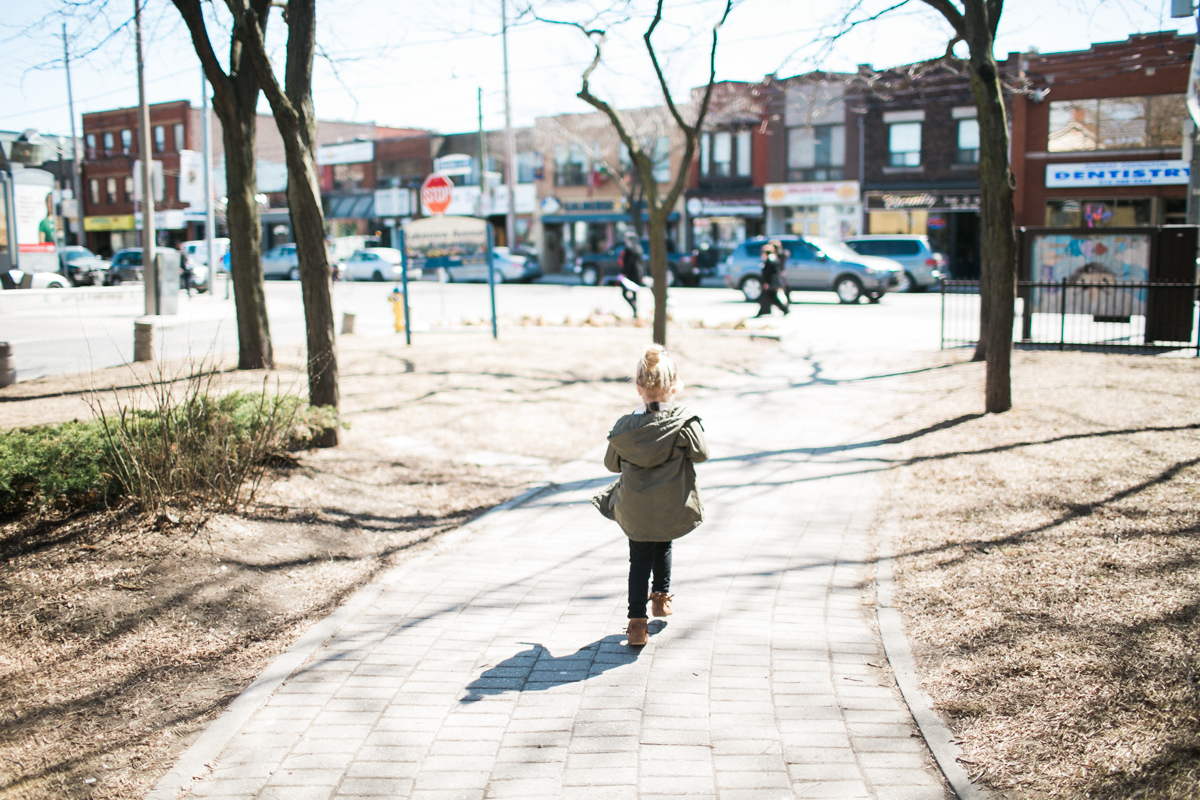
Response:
[883,349,1200,799]
[0,325,773,800]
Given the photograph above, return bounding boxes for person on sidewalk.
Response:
[618,233,643,318]
[756,241,789,318]
[592,345,709,647]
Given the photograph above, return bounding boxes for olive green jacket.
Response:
[591,405,708,542]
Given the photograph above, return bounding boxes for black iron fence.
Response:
[941,280,1200,355]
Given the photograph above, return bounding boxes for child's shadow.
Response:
[461,622,666,703]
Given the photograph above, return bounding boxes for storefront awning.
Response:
[326,193,375,219]
[542,212,679,224]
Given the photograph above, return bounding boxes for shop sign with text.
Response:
[865,192,980,212]
[764,181,860,207]
[1045,160,1189,188]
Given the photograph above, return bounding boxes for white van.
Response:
[181,238,230,268]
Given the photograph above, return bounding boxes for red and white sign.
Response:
[421,174,453,216]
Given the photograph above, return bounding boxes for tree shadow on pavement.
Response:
[460,625,664,702]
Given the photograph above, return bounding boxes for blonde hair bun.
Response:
[636,344,682,401]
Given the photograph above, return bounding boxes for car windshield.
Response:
[115,252,142,266]
[808,237,861,261]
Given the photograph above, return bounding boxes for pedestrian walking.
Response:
[592,344,709,646]
[756,241,789,317]
[618,233,643,318]
[181,253,194,297]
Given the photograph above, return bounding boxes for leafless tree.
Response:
[533,0,734,346]
[237,0,340,446]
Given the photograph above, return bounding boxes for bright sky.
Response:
[0,0,1186,140]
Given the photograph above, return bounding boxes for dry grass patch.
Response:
[887,350,1200,799]
[0,326,772,800]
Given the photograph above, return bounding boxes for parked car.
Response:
[262,243,300,280]
[105,248,144,285]
[2,269,69,290]
[494,247,542,283]
[573,238,701,287]
[342,247,406,281]
[58,246,110,287]
[180,238,230,268]
[720,235,903,304]
[423,247,534,284]
[840,235,946,292]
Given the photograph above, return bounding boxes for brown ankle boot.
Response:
[626,618,648,646]
[649,592,673,617]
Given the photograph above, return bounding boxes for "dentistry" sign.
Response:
[1046,160,1189,188]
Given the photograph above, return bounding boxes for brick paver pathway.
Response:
[169,334,951,800]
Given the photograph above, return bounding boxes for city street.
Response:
[0,281,947,382]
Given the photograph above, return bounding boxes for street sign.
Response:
[421,174,453,216]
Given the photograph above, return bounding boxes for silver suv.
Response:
[841,235,945,292]
[720,235,903,304]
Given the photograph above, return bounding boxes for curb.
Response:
[876,521,991,800]
[145,480,556,800]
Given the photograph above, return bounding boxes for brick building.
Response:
[1011,31,1192,237]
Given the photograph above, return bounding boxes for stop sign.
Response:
[421,174,453,215]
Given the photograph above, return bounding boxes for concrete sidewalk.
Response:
[153,330,951,800]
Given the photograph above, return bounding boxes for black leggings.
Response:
[621,286,638,317]
[757,287,787,316]
[628,540,671,618]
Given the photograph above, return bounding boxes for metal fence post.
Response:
[1059,277,1067,351]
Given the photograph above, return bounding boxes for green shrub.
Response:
[0,420,115,513]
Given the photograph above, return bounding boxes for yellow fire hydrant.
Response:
[389,287,405,332]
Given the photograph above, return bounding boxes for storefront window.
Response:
[1045,198,1153,227]
[786,204,859,239]
[1048,95,1185,152]
[888,122,921,167]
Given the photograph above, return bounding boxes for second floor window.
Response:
[701,131,750,179]
[88,179,99,205]
[788,124,845,181]
[85,134,96,159]
[554,144,588,186]
[154,126,165,153]
[123,176,134,202]
[105,177,117,204]
[174,123,184,151]
[888,122,922,167]
[103,132,114,154]
[517,151,541,183]
[1048,94,1185,152]
[956,119,980,164]
[121,129,131,155]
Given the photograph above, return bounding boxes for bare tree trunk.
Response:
[647,209,669,344]
[963,1,1014,412]
[241,0,339,446]
[171,0,274,371]
[223,99,273,371]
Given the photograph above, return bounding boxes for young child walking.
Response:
[592,344,708,646]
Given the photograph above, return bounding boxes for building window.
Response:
[956,119,980,164]
[652,137,671,183]
[103,131,114,155]
[124,176,134,202]
[888,122,922,167]
[711,131,732,177]
[700,134,710,175]
[1044,198,1153,227]
[332,163,365,191]
[174,123,184,152]
[105,177,117,205]
[736,130,751,177]
[788,124,845,181]
[85,133,96,159]
[517,152,540,183]
[554,144,588,186]
[1048,95,1185,152]
[154,126,165,153]
[88,179,99,206]
[121,129,132,154]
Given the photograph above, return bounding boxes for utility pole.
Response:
[478,87,489,220]
[134,0,156,314]
[202,70,218,295]
[63,24,84,247]
[501,0,517,250]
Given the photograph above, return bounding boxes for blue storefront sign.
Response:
[1046,160,1189,188]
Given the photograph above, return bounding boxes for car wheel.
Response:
[372,269,384,282]
[110,277,122,286]
[897,271,915,293]
[835,276,863,304]
[580,266,600,286]
[492,271,506,284]
[739,275,764,302]
[288,266,301,281]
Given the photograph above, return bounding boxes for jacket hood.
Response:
[607,406,694,469]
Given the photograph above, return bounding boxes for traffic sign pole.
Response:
[486,224,498,340]
[399,228,412,345]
